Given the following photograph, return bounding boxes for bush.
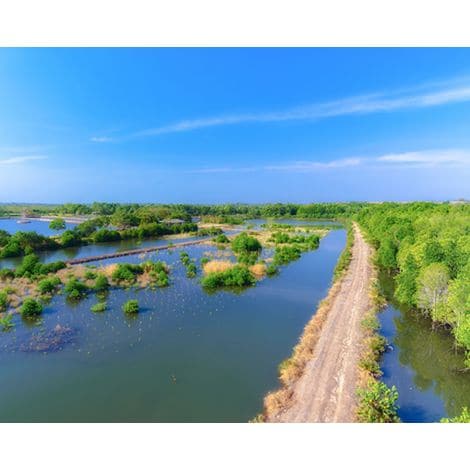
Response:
[200,257,210,266]
[91,302,107,313]
[37,276,61,295]
[186,262,197,278]
[231,232,261,254]
[273,246,301,265]
[214,234,229,244]
[201,265,255,289]
[64,277,88,300]
[20,298,43,317]
[112,263,144,284]
[94,274,110,291]
[357,382,399,423]
[122,299,139,314]
[84,270,97,280]
[0,290,8,311]
[266,264,279,276]
[0,268,15,280]
[0,312,14,331]
[38,261,66,275]
[49,218,66,230]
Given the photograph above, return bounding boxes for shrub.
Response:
[37,276,61,295]
[0,290,8,311]
[356,382,399,423]
[273,246,301,265]
[186,262,197,278]
[84,270,97,280]
[20,298,43,317]
[231,232,261,254]
[200,257,210,266]
[0,268,15,280]
[214,234,229,244]
[94,274,110,291]
[266,264,279,276]
[49,218,66,230]
[64,277,88,300]
[122,299,139,314]
[112,263,144,284]
[15,254,41,278]
[0,313,14,331]
[201,265,255,289]
[91,302,107,313]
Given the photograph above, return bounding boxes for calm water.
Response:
[244,218,342,230]
[0,218,76,236]
[0,230,346,422]
[0,235,208,270]
[379,273,470,422]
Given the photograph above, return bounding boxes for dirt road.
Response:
[269,223,372,422]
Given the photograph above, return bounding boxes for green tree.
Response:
[395,254,419,305]
[417,263,449,320]
[49,218,66,230]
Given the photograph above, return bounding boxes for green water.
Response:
[0,230,346,422]
[379,273,470,422]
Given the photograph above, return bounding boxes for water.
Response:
[0,230,346,422]
[0,235,208,270]
[0,217,76,236]
[379,273,470,422]
[244,218,341,230]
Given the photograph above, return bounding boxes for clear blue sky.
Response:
[1,48,470,203]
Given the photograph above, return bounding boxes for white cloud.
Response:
[90,136,113,143]
[376,149,470,167]
[184,149,470,175]
[114,77,470,139]
[0,155,48,165]
[264,158,362,171]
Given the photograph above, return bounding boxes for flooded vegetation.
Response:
[379,272,470,422]
[0,214,346,422]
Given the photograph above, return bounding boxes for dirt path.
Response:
[269,223,372,422]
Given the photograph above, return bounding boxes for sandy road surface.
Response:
[269,223,372,422]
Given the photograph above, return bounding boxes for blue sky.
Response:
[1,48,470,203]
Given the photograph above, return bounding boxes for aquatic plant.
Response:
[201,265,255,289]
[231,232,261,254]
[273,246,301,265]
[64,277,88,300]
[0,290,8,311]
[266,264,279,276]
[49,218,66,230]
[20,298,43,317]
[122,299,139,314]
[94,273,110,291]
[37,276,61,295]
[0,312,14,331]
[441,407,470,423]
[91,301,107,313]
[356,381,399,423]
[214,234,229,244]
[112,263,144,284]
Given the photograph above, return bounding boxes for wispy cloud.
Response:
[92,76,470,141]
[0,155,48,165]
[183,149,470,175]
[377,149,470,167]
[90,136,113,143]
